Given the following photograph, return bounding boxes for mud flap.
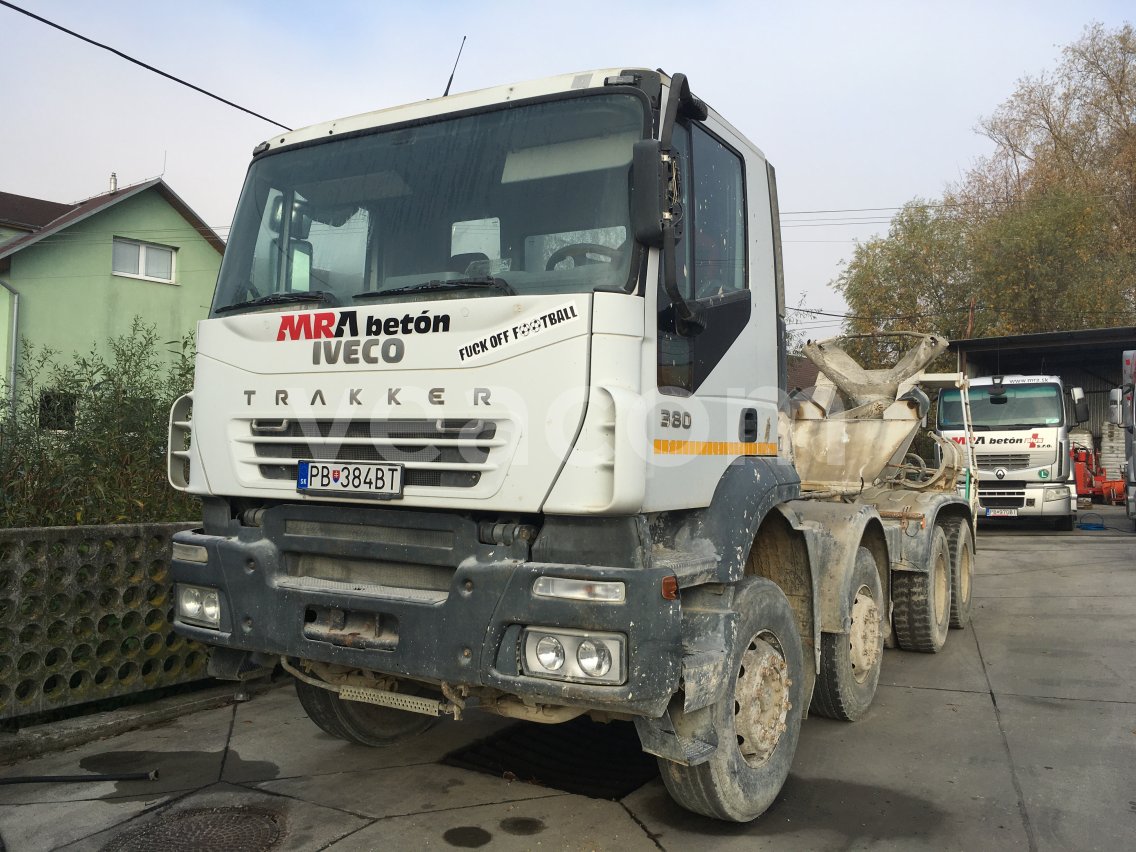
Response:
[775,500,882,657]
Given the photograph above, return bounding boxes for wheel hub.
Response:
[934,550,950,623]
[958,546,972,601]
[734,633,791,767]
[849,584,881,683]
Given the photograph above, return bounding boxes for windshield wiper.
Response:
[215,290,337,314]
[355,277,515,301]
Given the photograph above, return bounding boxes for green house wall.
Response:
[1,188,220,386]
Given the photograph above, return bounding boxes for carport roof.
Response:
[950,327,1136,374]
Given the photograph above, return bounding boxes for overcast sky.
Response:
[3,0,1132,336]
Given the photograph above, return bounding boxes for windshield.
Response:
[212,93,647,315]
[938,384,1065,430]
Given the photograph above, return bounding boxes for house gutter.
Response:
[0,278,18,408]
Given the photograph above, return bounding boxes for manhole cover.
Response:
[101,806,284,852]
[443,716,658,799]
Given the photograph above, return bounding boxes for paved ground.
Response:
[1,507,1133,851]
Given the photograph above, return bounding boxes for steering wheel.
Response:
[545,243,619,270]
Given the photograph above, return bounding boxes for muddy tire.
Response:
[811,547,884,721]
[294,679,436,746]
[892,526,951,653]
[945,521,974,629]
[659,578,804,822]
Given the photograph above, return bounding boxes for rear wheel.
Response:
[811,547,884,721]
[294,678,436,746]
[659,578,804,822]
[893,526,951,653]
[946,521,974,629]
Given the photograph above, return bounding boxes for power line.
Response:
[780,189,1132,218]
[0,0,291,132]
[788,305,1136,324]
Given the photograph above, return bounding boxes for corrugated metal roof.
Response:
[950,327,1136,442]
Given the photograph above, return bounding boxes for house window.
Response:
[112,238,176,283]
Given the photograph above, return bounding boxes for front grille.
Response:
[979,495,1025,509]
[978,485,1026,509]
[236,418,503,490]
[976,453,1030,469]
[976,448,1055,470]
[286,554,454,591]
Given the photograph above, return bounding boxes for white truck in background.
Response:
[938,375,1088,531]
[166,68,977,822]
[1108,351,1135,528]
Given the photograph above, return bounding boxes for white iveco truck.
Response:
[168,68,977,821]
[1108,351,1136,528]
[938,375,1088,531]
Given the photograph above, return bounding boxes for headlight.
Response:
[1044,488,1068,502]
[177,584,221,628]
[522,627,625,685]
[535,636,565,671]
[576,640,612,678]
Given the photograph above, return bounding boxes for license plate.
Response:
[297,461,404,499]
[985,508,1018,517]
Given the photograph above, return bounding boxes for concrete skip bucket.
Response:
[790,332,966,493]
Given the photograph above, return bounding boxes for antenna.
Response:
[443,36,467,97]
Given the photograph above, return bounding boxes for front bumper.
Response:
[170,503,682,717]
[977,484,1074,519]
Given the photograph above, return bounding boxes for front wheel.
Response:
[1054,514,1075,532]
[811,547,884,721]
[294,678,437,747]
[659,578,804,822]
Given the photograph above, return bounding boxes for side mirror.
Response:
[631,140,665,248]
[1110,386,1135,429]
[269,196,312,239]
[1070,387,1089,424]
[633,135,702,335]
[1108,387,1124,426]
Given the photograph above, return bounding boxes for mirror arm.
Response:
[657,72,706,337]
[662,225,704,336]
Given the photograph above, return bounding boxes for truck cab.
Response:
[937,374,1087,530]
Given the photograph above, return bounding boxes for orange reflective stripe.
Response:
[652,440,777,456]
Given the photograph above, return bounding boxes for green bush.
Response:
[0,319,198,527]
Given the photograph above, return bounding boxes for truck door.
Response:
[647,119,779,511]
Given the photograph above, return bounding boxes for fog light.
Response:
[177,584,221,628]
[535,636,565,671]
[576,639,612,677]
